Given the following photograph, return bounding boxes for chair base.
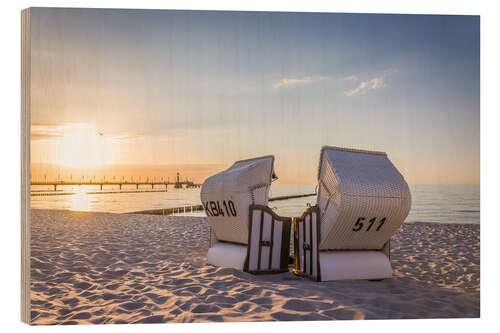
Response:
[294,250,392,281]
[206,242,247,270]
[206,241,291,274]
[318,250,392,281]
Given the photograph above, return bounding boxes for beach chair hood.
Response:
[201,156,275,245]
[316,146,411,250]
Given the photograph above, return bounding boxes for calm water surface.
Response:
[30,184,479,224]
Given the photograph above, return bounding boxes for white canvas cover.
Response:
[317,146,411,250]
[206,242,247,270]
[200,156,274,245]
[319,251,393,280]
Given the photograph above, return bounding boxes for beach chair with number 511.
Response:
[293,146,412,281]
[201,156,292,274]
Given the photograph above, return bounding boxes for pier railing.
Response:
[30,180,201,191]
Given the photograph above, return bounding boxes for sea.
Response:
[30,184,479,224]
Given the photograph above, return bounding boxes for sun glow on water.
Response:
[69,186,91,212]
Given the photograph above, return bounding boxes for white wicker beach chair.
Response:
[293,146,411,281]
[201,156,292,274]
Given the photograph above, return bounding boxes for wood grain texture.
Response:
[21,7,32,324]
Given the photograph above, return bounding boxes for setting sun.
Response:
[57,123,110,168]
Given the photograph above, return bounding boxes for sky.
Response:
[29,8,480,184]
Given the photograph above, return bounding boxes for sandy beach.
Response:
[30,209,479,324]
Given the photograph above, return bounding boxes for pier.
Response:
[31,174,201,191]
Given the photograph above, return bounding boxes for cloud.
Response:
[31,122,102,141]
[343,75,359,81]
[31,123,65,141]
[111,134,145,141]
[343,69,399,96]
[344,76,386,96]
[31,122,144,142]
[274,75,330,88]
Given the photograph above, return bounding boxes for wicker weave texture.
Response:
[209,226,218,248]
[317,146,411,250]
[200,156,274,245]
